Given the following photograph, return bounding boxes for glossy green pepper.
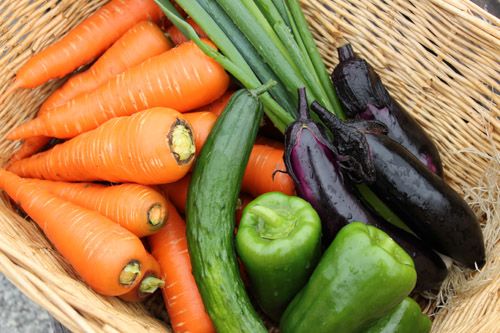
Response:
[365,297,432,333]
[235,192,322,321]
[280,222,417,333]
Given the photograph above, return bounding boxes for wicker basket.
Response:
[0,0,498,332]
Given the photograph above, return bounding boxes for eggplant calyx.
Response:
[311,101,376,184]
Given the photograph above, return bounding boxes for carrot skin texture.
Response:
[7,136,49,165]
[22,179,168,237]
[197,90,234,117]
[40,21,172,113]
[241,144,295,197]
[0,169,149,296]
[119,253,162,302]
[149,201,215,333]
[183,112,217,155]
[10,21,172,163]
[8,40,229,140]
[167,18,207,45]
[8,108,194,185]
[159,174,191,214]
[11,0,164,89]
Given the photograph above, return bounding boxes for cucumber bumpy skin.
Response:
[186,87,268,333]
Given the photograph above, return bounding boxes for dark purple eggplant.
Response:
[312,103,485,269]
[333,44,443,176]
[284,88,448,291]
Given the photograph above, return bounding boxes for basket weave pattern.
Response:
[0,1,498,332]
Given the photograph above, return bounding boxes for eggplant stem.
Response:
[337,44,355,62]
[298,87,309,120]
[311,101,341,130]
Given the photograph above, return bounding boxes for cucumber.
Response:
[186,86,269,333]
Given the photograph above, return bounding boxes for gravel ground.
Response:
[0,274,52,333]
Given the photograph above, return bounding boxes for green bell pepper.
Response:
[365,297,432,333]
[280,222,417,333]
[235,192,322,321]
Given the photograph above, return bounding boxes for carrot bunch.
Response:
[8,40,229,140]
[0,169,152,296]
[9,0,164,90]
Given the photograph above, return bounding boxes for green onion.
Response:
[285,0,343,116]
[196,0,295,114]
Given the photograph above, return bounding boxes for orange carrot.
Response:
[158,174,191,214]
[167,18,207,45]
[40,21,172,113]
[148,201,215,333]
[21,179,168,237]
[9,0,164,90]
[7,138,51,166]
[197,90,234,117]
[0,169,150,296]
[8,40,229,140]
[119,253,164,302]
[9,21,171,164]
[8,108,195,185]
[241,144,295,197]
[255,136,285,149]
[183,112,217,155]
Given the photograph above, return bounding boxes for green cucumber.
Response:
[186,86,269,333]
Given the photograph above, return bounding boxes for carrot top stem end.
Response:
[119,260,141,286]
[169,119,196,165]
[148,203,167,228]
[139,276,165,294]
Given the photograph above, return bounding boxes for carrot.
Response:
[9,21,172,164]
[255,136,285,149]
[148,201,215,333]
[167,18,207,45]
[158,174,191,214]
[40,21,172,113]
[20,179,167,237]
[197,90,234,117]
[7,108,195,185]
[8,0,164,90]
[8,40,229,140]
[7,138,51,166]
[0,169,150,296]
[183,112,218,155]
[241,143,295,197]
[119,253,164,303]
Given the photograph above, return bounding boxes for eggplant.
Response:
[284,88,448,291]
[333,44,443,176]
[312,103,485,269]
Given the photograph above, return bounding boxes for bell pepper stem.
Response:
[248,205,285,229]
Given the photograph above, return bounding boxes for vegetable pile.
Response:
[2,0,486,332]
